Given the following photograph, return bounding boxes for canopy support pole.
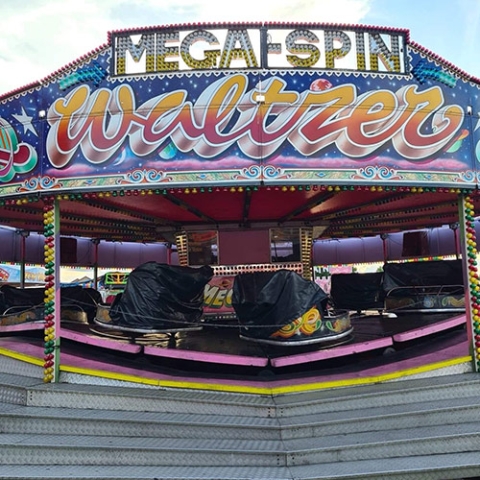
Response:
[17,230,29,288]
[92,238,100,289]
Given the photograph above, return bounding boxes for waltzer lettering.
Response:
[46,74,463,168]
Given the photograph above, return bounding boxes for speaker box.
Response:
[60,237,77,264]
[402,231,429,257]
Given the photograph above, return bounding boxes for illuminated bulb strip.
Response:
[285,29,320,68]
[300,227,313,280]
[180,31,220,69]
[211,263,302,276]
[324,30,351,69]
[115,34,155,74]
[175,231,188,266]
[464,196,480,372]
[156,31,180,71]
[369,32,400,72]
[0,184,473,209]
[43,197,56,383]
[355,31,366,70]
[219,29,259,68]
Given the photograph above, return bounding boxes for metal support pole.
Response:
[380,233,388,262]
[449,223,460,259]
[17,230,29,288]
[92,238,100,289]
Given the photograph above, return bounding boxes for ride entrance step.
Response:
[1,372,480,479]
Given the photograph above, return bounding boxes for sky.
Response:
[0,0,479,95]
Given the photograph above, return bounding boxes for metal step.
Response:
[2,372,480,417]
[0,371,277,417]
[272,373,480,417]
[0,434,283,467]
[1,420,480,466]
[284,421,480,465]
[279,395,480,438]
[1,454,480,480]
[0,372,39,405]
[0,431,479,479]
[0,402,282,440]
[1,372,480,478]
[2,395,480,442]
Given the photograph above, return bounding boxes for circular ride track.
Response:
[0,21,479,390]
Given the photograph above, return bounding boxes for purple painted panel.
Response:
[143,344,268,367]
[60,328,142,354]
[270,337,393,368]
[393,314,466,343]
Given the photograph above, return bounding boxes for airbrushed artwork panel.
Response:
[0,24,479,195]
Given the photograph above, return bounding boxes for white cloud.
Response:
[0,0,372,94]
[169,0,372,23]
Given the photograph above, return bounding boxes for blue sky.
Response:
[0,0,478,94]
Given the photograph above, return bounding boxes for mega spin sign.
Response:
[111,24,405,74]
[0,23,477,189]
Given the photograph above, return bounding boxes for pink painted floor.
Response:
[0,312,470,388]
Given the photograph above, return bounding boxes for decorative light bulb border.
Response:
[0,184,475,207]
[0,183,476,242]
[43,196,57,383]
[464,196,480,372]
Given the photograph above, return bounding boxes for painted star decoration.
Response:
[12,107,38,136]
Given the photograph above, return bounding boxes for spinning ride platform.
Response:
[0,308,469,394]
[0,21,479,390]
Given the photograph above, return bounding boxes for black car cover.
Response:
[0,285,101,323]
[232,269,328,339]
[109,262,213,329]
[382,259,464,292]
[330,272,385,312]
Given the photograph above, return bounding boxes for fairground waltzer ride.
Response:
[0,21,480,388]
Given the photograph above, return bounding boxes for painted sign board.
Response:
[0,23,479,197]
[111,25,406,74]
